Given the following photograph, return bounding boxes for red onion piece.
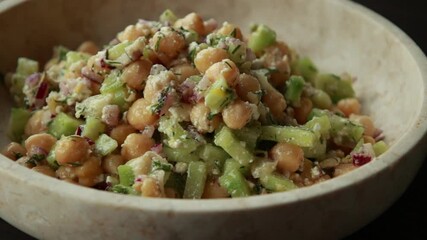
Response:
[150,143,163,155]
[25,73,41,87]
[75,125,84,136]
[34,81,49,108]
[352,153,372,166]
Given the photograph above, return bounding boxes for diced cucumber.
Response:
[158,116,200,153]
[183,161,208,199]
[314,74,355,103]
[82,117,105,141]
[285,75,305,107]
[163,146,199,163]
[373,141,388,156]
[100,70,129,110]
[117,165,135,186]
[259,126,317,148]
[250,158,276,179]
[197,143,230,175]
[304,115,331,139]
[260,173,297,192]
[95,134,118,156]
[159,9,178,23]
[75,94,113,119]
[227,40,246,65]
[310,89,332,109]
[48,112,83,139]
[65,51,90,67]
[9,58,39,105]
[291,57,318,84]
[232,125,261,151]
[219,167,251,198]
[205,78,235,114]
[248,24,276,53]
[7,108,32,142]
[107,41,132,60]
[16,58,39,76]
[310,108,364,147]
[214,126,255,167]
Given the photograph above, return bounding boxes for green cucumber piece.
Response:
[82,117,106,141]
[7,108,32,142]
[117,165,135,187]
[48,112,83,139]
[95,134,118,156]
[183,161,208,199]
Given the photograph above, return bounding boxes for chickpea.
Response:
[363,135,376,145]
[121,133,155,161]
[203,19,218,35]
[74,157,103,187]
[109,124,137,145]
[262,90,287,122]
[204,59,239,87]
[174,12,205,35]
[235,73,261,103]
[216,22,243,40]
[261,42,292,87]
[170,64,199,84]
[102,154,125,175]
[77,41,99,55]
[127,98,159,131]
[32,165,56,177]
[190,102,220,133]
[24,133,57,156]
[25,110,50,136]
[334,163,357,177]
[202,178,229,198]
[293,97,313,124]
[350,114,375,137]
[118,24,149,42]
[149,27,186,59]
[222,100,252,129]
[2,142,27,160]
[55,136,91,165]
[137,177,163,197]
[271,142,304,173]
[194,47,229,74]
[337,98,361,117]
[122,59,152,91]
[56,165,77,181]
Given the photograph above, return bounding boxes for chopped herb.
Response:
[111,184,135,194]
[255,89,265,99]
[26,154,46,165]
[155,33,165,51]
[150,85,172,115]
[224,61,232,69]
[230,28,237,38]
[152,159,173,172]
[231,44,241,54]
[207,112,217,121]
[68,162,83,167]
[13,152,23,159]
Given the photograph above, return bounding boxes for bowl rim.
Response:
[1,0,427,214]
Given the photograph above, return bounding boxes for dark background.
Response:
[1,0,427,239]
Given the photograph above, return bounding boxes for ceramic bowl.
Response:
[1,0,427,239]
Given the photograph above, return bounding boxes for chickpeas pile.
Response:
[2,10,386,198]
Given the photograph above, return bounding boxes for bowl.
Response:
[1,0,427,239]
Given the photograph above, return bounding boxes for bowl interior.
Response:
[1,0,427,239]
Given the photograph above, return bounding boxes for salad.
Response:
[1,10,388,199]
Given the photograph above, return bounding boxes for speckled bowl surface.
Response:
[1,0,427,239]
